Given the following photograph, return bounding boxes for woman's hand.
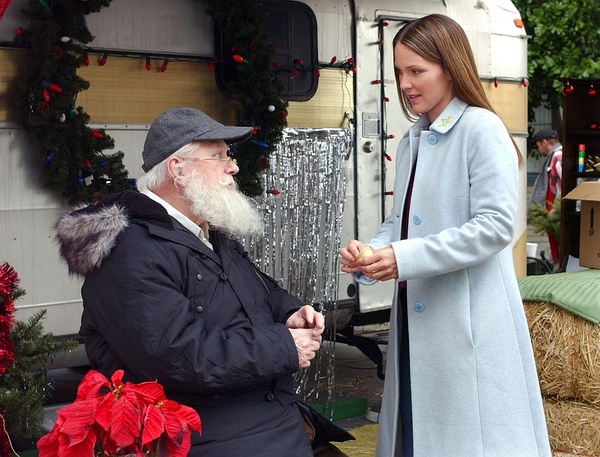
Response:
[339,239,365,273]
[355,246,399,281]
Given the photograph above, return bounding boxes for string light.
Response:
[145,57,151,71]
[251,139,269,148]
[99,52,108,66]
[160,58,168,72]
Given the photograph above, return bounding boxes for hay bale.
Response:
[524,301,600,406]
[543,396,600,456]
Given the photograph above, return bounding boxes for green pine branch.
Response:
[528,198,561,239]
[0,309,78,440]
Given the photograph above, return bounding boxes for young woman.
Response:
[340,14,551,457]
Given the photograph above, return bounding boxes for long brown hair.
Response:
[393,14,523,165]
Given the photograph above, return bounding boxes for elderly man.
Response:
[54,107,351,456]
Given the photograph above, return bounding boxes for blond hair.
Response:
[393,14,523,165]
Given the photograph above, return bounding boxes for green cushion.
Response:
[518,269,600,324]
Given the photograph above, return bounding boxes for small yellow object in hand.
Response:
[355,245,374,261]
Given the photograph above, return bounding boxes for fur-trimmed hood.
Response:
[54,190,174,277]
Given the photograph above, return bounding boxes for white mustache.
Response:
[218,175,236,187]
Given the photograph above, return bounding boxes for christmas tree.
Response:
[0,263,77,455]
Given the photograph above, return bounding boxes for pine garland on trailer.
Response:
[13,0,354,199]
[14,0,133,205]
[205,0,289,196]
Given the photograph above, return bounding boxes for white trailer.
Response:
[0,0,529,374]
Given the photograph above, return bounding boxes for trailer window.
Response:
[214,1,318,101]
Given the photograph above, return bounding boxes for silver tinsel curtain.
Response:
[245,127,352,408]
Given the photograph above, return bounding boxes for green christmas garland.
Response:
[14,0,289,201]
[15,0,132,205]
[205,0,289,196]
[14,0,353,200]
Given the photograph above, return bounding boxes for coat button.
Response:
[266,392,275,401]
[414,302,425,313]
[195,305,204,313]
[196,272,203,281]
[413,215,422,225]
[427,134,438,145]
[212,394,220,400]
[219,272,228,280]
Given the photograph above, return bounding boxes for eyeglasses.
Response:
[195,156,238,164]
[185,155,237,165]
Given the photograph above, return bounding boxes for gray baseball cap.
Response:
[142,107,253,172]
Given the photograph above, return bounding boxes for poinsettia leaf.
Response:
[57,401,100,445]
[37,425,61,457]
[162,400,202,432]
[128,379,166,403]
[108,389,143,447]
[95,390,117,430]
[99,434,119,454]
[157,430,193,457]
[110,369,125,388]
[141,404,165,445]
[76,369,111,400]
[163,413,187,446]
[59,425,97,457]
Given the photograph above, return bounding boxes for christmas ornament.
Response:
[588,84,597,98]
[562,82,574,96]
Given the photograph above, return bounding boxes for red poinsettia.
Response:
[37,369,201,457]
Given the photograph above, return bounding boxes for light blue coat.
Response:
[362,99,551,456]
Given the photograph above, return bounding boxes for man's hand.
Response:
[289,328,322,368]
[286,305,325,335]
[286,305,324,369]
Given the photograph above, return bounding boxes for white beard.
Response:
[178,171,263,238]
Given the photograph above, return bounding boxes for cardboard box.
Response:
[563,181,600,268]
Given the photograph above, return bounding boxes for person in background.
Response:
[529,127,563,262]
[54,107,351,457]
[339,14,551,457]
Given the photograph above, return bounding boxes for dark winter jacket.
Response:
[54,190,317,456]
